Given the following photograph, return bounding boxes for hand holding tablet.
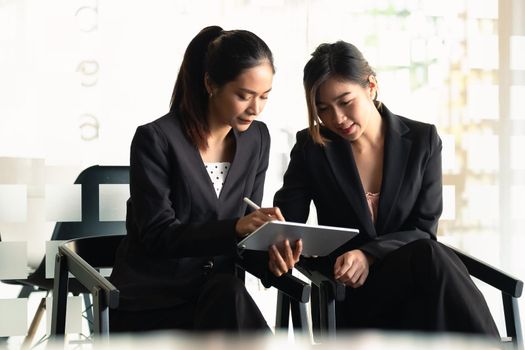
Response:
[240,198,358,257]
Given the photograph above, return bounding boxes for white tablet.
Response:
[237,221,359,257]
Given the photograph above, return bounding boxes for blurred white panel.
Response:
[378,32,411,67]
[379,69,411,115]
[467,35,498,70]
[411,38,427,63]
[510,85,525,120]
[511,136,525,170]
[45,295,83,335]
[99,184,129,221]
[510,186,525,220]
[463,134,499,172]
[510,36,525,70]
[0,185,27,222]
[422,0,462,17]
[0,298,27,336]
[45,240,66,279]
[462,184,499,223]
[467,84,499,120]
[0,1,16,41]
[45,184,81,222]
[442,185,456,221]
[0,242,28,279]
[441,134,457,173]
[467,0,498,19]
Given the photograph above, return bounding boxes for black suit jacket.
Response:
[110,112,270,310]
[274,104,442,262]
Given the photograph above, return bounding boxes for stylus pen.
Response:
[243,197,261,210]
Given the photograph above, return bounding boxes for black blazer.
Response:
[110,112,270,310]
[274,104,442,261]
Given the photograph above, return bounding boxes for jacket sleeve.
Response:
[129,124,238,258]
[273,131,312,222]
[358,125,443,260]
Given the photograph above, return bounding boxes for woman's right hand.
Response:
[235,207,284,238]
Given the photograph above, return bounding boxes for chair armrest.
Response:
[59,243,119,308]
[265,272,311,303]
[238,260,311,303]
[447,244,523,298]
[296,258,346,301]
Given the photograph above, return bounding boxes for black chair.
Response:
[279,244,523,348]
[50,238,311,341]
[1,165,130,345]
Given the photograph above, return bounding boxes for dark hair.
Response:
[303,41,377,145]
[170,26,274,148]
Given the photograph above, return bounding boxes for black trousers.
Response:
[110,274,270,333]
[335,239,500,338]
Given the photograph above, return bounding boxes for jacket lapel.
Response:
[375,106,411,234]
[217,128,242,202]
[323,131,377,237]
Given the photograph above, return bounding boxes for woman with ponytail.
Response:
[110,26,300,333]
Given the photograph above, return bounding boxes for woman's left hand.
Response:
[268,239,303,277]
[333,249,374,288]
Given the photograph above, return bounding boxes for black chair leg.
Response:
[83,293,94,334]
[275,290,291,330]
[310,284,321,341]
[92,287,110,342]
[290,299,308,330]
[51,253,69,338]
[18,285,36,298]
[319,281,336,340]
[502,293,523,349]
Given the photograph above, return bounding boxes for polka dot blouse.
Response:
[204,162,231,197]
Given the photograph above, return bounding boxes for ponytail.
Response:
[170,26,223,149]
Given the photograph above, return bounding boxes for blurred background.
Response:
[1,0,524,346]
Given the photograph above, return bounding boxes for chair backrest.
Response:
[50,165,130,241]
[63,234,125,269]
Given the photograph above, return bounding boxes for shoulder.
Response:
[247,120,270,141]
[241,120,271,152]
[398,115,436,136]
[382,104,438,136]
[296,127,315,145]
[134,112,184,145]
[381,104,441,152]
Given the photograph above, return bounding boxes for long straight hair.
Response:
[170,26,274,149]
[303,41,378,145]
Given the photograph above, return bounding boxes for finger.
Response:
[346,262,361,285]
[355,269,368,287]
[268,250,282,277]
[292,239,303,261]
[271,245,289,274]
[273,207,285,221]
[282,240,294,269]
[254,209,272,220]
[248,215,270,231]
[334,255,352,279]
[268,259,281,277]
[259,207,284,221]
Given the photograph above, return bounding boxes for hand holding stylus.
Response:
[235,197,284,238]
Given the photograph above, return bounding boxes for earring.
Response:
[209,92,214,98]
